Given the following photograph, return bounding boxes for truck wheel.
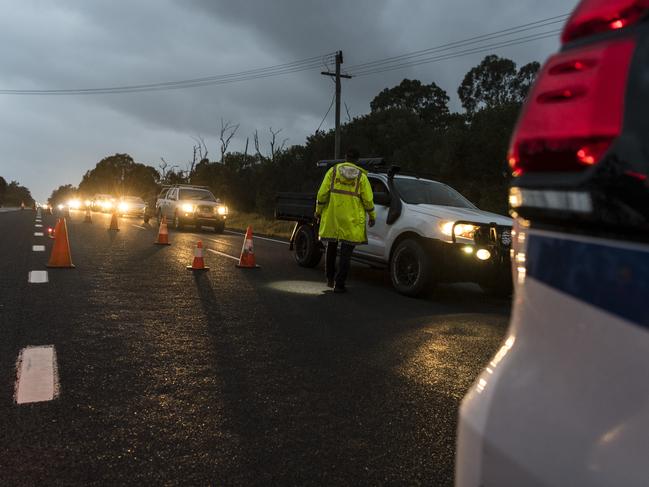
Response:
[214,221,225,233]
[390,239,432,297]
[480,272,513,297]
[173,214,184,231]
[294,224,322,267]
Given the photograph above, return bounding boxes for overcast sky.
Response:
[0,0,579,202]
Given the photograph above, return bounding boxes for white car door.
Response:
[357,177,390,259]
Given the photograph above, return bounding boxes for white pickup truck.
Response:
[276,160,513,297]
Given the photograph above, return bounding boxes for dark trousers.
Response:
[326,241,355,287]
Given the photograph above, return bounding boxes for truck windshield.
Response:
[179,189,216,201]
[394,178,476,208]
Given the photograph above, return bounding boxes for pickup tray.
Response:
[275,192,316,223]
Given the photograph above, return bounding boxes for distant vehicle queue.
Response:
[48,186,229,233]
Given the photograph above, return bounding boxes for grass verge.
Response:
[226,211,295,239]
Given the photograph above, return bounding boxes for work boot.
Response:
[327,278,335,288]
[333,285,346,294]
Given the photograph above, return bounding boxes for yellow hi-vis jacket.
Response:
[315,162,376,244]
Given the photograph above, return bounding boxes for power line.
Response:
[351,29,562,77]
[315,92,336,133]
[0,53,337,95]
[0,13,570,96]
[345,13,568,72]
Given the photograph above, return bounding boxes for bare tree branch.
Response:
[253,130,261,160]
[219,118,240,163]
[269,127,284,163]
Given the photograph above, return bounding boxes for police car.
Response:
[456,1,649,485]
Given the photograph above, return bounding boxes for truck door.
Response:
[164,188,177,218]
[357,177,390,259]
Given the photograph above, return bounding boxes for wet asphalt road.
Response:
[0,209,510,486]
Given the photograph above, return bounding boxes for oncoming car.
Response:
[91,194,115,212]
[117,196,147,218]
[156,184,228,233]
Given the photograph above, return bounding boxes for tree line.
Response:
[50,54,539,216]
[0,176,34,207]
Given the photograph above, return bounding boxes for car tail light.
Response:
[562,0,649,42]
[508,38,635,175]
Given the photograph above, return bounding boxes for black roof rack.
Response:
[315,157,450,183]
[316,158,385,169]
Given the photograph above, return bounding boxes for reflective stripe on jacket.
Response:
[315,162,376,244]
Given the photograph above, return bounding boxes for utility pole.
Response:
[321,51,352,159]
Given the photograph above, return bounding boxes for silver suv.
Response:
[155,185,228,233]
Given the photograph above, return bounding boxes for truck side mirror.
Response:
[374,192,391,206]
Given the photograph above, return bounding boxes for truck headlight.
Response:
[181,203,195,213]
[440,221,476,240]
[217,206,227,215]
[118,202,129,212]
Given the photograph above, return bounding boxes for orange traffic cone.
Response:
[154,216,171,245]
[108,212,119,231]
[47,218,75,268]
[236,226,260,268]
[84,208,92,223]
[186,241,209,271]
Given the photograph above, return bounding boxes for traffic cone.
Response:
[186,241,209,271]
[108,212,119,231]
[83,208,92,223]
[236,226,260,268]
[154,216,171,245]
[47,218,75,268]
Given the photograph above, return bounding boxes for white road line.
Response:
[34,232,44,237]
[131,224,147,230]
[15,346,59,404]
[33,245,45,252]
[207,248,240,262]
[224,229,289,245]
[28,270,48,283]
[35,224,43,228]
[207,238,233,246]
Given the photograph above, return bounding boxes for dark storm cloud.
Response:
[0,0,578,201]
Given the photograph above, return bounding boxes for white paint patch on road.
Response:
[33,245,45,252]
[224,229,289,245]
[34,232,43,236]
[35,224,43,228]
[207,248,240,262]
[15,346,60,404]
[28,270,49,283]
[131,224,147,230]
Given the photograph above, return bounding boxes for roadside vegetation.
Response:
[0,176,34,207]
[48,54,538,219]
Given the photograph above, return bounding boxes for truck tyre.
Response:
[173,214,184,231]
[390,239,432,297]
[214,221,225,233]
[294,224,322,267]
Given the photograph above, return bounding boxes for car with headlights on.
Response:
[91,194,115,213]
[276,159,513,297]
[117,196,147,218]
[155,184,228,233]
